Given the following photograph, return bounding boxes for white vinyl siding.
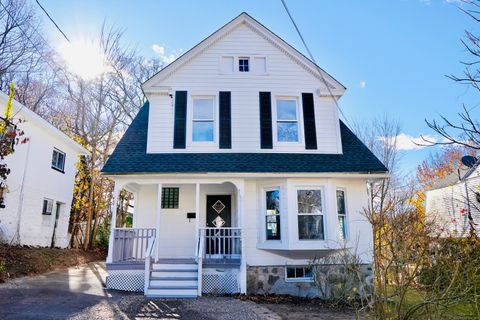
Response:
[146,23,341,154]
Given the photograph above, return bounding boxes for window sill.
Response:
[51,166,65,174]
[285,278,314,283]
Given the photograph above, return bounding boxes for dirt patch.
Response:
[240,295,356,320]
[0,243,106,282]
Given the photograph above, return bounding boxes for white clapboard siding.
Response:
[146,23,342,154]
[426,174,480,237]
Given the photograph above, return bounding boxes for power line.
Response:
[35,0,70,43]
[279,0,353,128]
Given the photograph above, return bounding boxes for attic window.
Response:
[239,57,249,72]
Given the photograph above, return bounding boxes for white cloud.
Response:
[378,133,441,151]
[151,44,176,65]
[359,81,366,89]
[152,44,165,55]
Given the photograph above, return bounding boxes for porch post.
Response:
[155,183,162,262]
[107,184,121,263]
[195,183,200,245]
[195,183,202,296]
[237,184,247,294]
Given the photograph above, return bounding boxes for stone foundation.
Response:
[247,264,373,298]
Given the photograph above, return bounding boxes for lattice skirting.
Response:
[202,268,239,294]
[106,271,144,292]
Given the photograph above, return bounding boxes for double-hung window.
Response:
[265,189,281,240]
[51,148,66,172]
[297,189,324,240]
[336,189,348,240]
[276,99,299,142]
[192,97,214,142]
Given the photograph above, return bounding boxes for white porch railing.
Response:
[112,228,156,263]
[198,227,242,262]
[144,233,156,295]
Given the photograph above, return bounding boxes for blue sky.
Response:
[40,0,478,175]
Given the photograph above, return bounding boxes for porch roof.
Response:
[102,102,388,174]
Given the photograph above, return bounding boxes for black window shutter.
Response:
[219,91,232,149]
[259,92,273,149]
[302,92,318,150]
[173,91,187,149]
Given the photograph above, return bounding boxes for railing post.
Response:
[107,184,121,263]
[197,228,204,296]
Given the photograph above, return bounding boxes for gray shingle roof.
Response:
[101,102,388,174]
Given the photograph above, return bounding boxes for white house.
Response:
[102,13,388,298]
[425,158,480,237]
[0,91,88,248]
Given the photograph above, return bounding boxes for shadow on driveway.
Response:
[0,262,132,320]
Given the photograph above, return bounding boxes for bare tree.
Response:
[422,0,480,150]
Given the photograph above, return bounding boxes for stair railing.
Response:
[195,228,205,296]
[144,234,156,295]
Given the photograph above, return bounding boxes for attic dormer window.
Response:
[238,57,249,72]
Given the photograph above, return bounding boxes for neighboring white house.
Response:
[102,12,388,298]
[426,159,480,237]
[0,91,89,248]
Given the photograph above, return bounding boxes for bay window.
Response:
[192,97,214,142]
[276,99,299,142]
[265,189,281,240]
[297,189,324,240]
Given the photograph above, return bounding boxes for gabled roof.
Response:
[101,103,387,175]
[142,12,345,96]
[0,91,89,155]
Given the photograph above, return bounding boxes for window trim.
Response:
[42,198,53,215]
[273,96,303,145]
[188,95,217,145]
[263,186,282,242]
[219,55,268,74]
[51,148,66,173]
[296,186,326,241]
[336,188,349,240]
[285,265,314,283]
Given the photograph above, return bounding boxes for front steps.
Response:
[146,261,198,298]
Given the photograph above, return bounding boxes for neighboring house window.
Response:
[238,57,249,72]
[51,148,66,172]
[265,188,281,240]
[42,198,53,215]
[192,97,215,142]
[162,187,179,209]
[336,189,348,240]
[297,189,324,240]
[285,266,314,282]
[276,99,299,142]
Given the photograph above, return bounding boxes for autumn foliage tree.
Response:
[411,146,474,215]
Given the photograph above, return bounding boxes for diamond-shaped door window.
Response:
[212,215,226,228]
[212,200,226,213]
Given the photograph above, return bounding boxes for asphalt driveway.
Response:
[0,262,279,320]
[0,262,353,319]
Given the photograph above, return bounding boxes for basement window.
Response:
[42,198,53,215]
[285,266,314,282]
[161,187,179,209]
